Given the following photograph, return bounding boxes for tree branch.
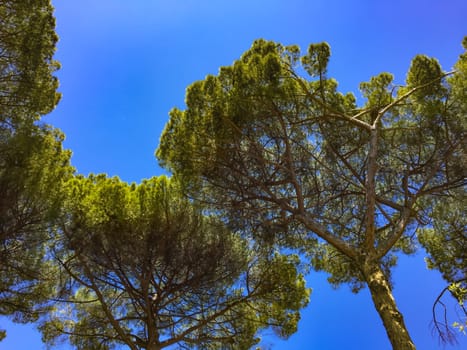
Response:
[374,70,455,126]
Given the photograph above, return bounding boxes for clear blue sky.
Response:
[2,1,466,349]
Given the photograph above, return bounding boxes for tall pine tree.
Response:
[158,39,466,349]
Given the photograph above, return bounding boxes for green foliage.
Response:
[42,175,309,349]
[0,125,72,326]
[419,192,466,286]
[406,55,443,100]
[157,38,466,348]
[0,0,71,329]
[0,0,60,125]
[359,72,394,110]
[0,3,463,346]
[417,42,467,321]
[301,42,331,78]
[418,188,466,341]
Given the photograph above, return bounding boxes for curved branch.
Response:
[432,278,467,345]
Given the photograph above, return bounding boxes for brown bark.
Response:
[363,261,416,350]
[147,344,161,350]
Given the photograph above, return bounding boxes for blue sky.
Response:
[2,0,466,349]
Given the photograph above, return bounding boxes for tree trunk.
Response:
[147,344,161,350]
[363,261,416,350]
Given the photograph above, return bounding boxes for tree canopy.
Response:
[0,0,71,329]
[1,3,311,348]
[0,0,60,126]
[413,41,467,339]
[158,38,466,349]
[418,187,467,342]
[41,175,309,350]
[1,1,466,348]
[416,38,467,342]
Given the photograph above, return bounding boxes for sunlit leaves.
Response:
[0,0,60,125]
[42,175,309,349]
[301,42,331,78]
[359,72,394,110]
[406,55,443,100]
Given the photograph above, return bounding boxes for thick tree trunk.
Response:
[363,262,416,350]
